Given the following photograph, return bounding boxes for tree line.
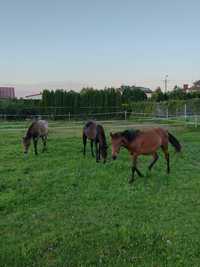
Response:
[1,82,200,119]
[41,86,148,114]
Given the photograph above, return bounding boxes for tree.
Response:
[193,80,200,88]
[168,86,186,100]
[121,85,147,103]
[151,87,167,102]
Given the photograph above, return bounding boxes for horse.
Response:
[83,121,108,163]
[110,128,181,183]
[22,120,48,155]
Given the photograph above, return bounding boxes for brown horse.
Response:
[110,128,181,183]
[83,121,108,163]
[22,120,48,155]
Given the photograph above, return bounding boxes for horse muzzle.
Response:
[112,155,117,160]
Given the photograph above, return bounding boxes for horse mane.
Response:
[97,124,107,148]
[121,129,140,142]
[85,120,96,128]
[25,121,37,138]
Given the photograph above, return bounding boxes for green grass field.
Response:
[1,121,200,267]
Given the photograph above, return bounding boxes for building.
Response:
[0,87,15,99]
[25,93,42,100]
[183,81,200,93]
[139,87,153,98]
[183,84,189,91]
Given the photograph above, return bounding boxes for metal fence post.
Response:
[184,104,187,120]
[124,110,127,121]
[195,115,198,128]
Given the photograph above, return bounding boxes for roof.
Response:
[25,93,42,98]
[139,87,152,93]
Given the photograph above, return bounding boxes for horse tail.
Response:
[168,132,181,152]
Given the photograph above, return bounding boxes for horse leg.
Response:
[42,136,47,152]
[148,152,159,171]
[95,141,99,163]
[129,164,136,184]
[134,156,143,178]
[129,155,143,183]
[162,146,170,174]
[98,144,101,160]
[90,140,94,157]
[83,133,87,156]
[33,137,38,155]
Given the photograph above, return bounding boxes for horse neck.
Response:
[99,135,106,147]
[121,137,132,151]
[97,126,107,147]
[25,124,34,139]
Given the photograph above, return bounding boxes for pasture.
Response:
[1,120,200,267]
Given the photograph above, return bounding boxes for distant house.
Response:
[0,87,15,99]
[183,84,189,92]
[139,87,153,98]
[183,81,200,93]
[25,93,42,100]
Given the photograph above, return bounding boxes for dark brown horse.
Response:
[83,121,108,163]
[22,120,48,155]
[110,128,181,183]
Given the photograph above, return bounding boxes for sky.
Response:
[0,0,200,97]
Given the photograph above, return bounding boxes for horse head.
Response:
[110,132,124,160]
[22,136,31,154]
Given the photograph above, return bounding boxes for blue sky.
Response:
[0,0,200,96]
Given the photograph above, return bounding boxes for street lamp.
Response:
[164,75,168,93]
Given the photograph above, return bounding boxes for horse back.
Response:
[154,127,168,144]
[27,120,48,138]
[37,120,48,136]
[131,128,166,154]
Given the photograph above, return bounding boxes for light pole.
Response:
[164,75,168,93]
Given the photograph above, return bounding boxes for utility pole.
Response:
[164,75,168,93]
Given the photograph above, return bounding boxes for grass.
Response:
[1,121,200,266]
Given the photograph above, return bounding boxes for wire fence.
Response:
[0,109,199,128]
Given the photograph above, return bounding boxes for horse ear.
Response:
[110,132,113,137]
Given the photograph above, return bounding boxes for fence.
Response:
[2,99,200,121]
[0,108,200,128]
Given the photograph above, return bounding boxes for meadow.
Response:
[0,120,200,267]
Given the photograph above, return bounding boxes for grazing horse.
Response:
[83,121,108,163]
[110,128,181,183]
[22,120,48,155]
